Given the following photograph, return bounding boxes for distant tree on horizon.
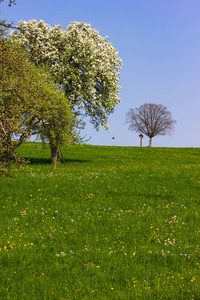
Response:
[125,103,176,147]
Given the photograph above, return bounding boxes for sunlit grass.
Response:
[0,143,199,299]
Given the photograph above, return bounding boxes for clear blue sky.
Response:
[1,0,200,147]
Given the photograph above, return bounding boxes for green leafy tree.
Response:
[125,103,176,147]
[0,39,72,172]
[10,20,122,157]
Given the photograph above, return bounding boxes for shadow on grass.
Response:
[24,157,90,165]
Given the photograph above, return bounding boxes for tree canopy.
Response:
[0,38,72,171]
[10,20,122,130]
[125,103,176,147]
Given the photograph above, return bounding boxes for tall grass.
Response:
[0,143,199,299]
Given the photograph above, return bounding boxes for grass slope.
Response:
[0,143,200,299]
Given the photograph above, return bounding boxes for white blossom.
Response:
[10,20,122,130]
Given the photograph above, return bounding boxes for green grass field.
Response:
[0,143,200,299]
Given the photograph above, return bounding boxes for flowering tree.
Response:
[125,103,176,147]
[10,20,122,137]
[0,39,72,172]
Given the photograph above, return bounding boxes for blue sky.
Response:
[1,0,200,147]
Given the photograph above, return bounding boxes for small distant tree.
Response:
[125,103,176,147]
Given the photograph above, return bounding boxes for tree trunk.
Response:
[2,155,9,171]
[1,138,11,171]
[149,137,152,147]
[50,144,60,169]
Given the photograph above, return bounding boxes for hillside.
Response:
[1,144,200,299]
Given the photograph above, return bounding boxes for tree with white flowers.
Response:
[10,20,122,160]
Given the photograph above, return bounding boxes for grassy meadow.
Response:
[0,143,200,299]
